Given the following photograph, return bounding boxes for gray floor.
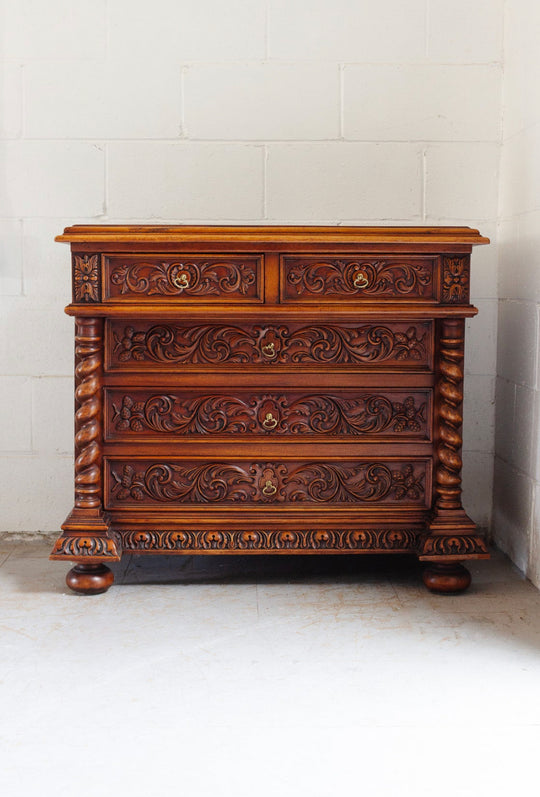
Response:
[1,537,540,797]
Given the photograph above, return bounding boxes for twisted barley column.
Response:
[435,318,465,512]
[73,317,103,509]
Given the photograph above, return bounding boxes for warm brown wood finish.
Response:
[51,225,490,594]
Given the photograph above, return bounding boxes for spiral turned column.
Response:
[73,317,103,509]
[434,318,465,512]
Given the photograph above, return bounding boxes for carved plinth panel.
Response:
[418,533,489,559]
[107,321,432,369]
[442,256,470,304]
[283,256,434,301]
[119,527,421,553]
[105,255,261,300]
[106,389,430,439]
[106,459,429,508]
[73,255,101,302]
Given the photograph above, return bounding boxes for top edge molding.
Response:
[56,224,490,246]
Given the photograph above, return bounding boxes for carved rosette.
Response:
[111,322,429,367]
[110,392,428,437]
[285,258,433,299]
[442,257,470,303]
[433,319,465,513]
[73,255,100,302]
[73,318,103,509]
[109,460,427,506]
[119,528,420,553]
[109,259,257,297]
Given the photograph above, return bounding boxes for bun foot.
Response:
[66,563,114,595]
[422,562,471,594]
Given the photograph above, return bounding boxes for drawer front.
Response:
[103,254,263,302]
[281,255,436,302]
[106,320,433,371]
[105,458,431,509]
[105,388,431,440]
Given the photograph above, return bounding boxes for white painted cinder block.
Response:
[24,60,182,140]
[108,0,266,62]
[499,126,540,218]
[21,218,72,305]
[31,377,74,455]
[425,143,499,221]
[0,377,32,452]
[107,142,264,220]
[0,219,23,297]
[344,65,500,142]
[0,302,73,377]
[0,142,104,218]
[0,455,73,532]
[266,143,422,221]
[469,220,497,300]
[496,300,537,388]
[184,64,340,141]
[268,0,426,62]
[464,299,498,376]
[494,376,516,466]
[3,0,107,60]
[0,63,23,138]
[492,458,533,573]
[511,384,537,474]
[462,374,495,453]
[428,0,504,64]
[462,451,494,529]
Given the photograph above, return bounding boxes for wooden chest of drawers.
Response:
[50,225,490,594]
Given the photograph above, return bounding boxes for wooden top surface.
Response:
[56,224,489,246]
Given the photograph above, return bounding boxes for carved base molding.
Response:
[50,530,122,562]
[118,527,421,553]
[417,532,489,561]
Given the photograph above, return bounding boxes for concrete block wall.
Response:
[494,0,540,584]
[0,0,502,533]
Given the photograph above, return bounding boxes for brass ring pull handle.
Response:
[262,341,276,359]
[353,273,369,289]
[262,480,277,496]
[173,273,190,290]
[262,412,278,430]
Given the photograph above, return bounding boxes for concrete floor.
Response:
[1,538,540,797]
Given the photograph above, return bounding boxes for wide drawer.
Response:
[105,320,433,371]
[100,254,263,302]
[105,457,431,509]
[281,255,437,302]
[104,387,431,441]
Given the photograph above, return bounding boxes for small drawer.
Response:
[105,458,431,509]
[104,387,432,441]
[105,320,433,371]
[280,255,436,303]
[102,254,263,302]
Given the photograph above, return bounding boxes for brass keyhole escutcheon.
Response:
[262,412,278,430]
[262,479,277,496]
[173,272,190,290]
[353,272,369,289]
[262,341,276,359]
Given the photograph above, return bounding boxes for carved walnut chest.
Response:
[50,225,489,594]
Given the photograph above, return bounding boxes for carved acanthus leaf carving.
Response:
[109,259,257,297]
[111,322,429,367]
[50,534,120,559]
[109,461,426,505]
[286,258,432,298]
[418,534,489,558]
[111,391,427,437]
[73,255,100,302]
[119,528,420,553]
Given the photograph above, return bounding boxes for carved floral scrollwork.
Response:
[73,255,100,302]
[111,322,429,367]
[119,528,420,553]
[109,259,257,297]
[111,391,427,437]
[109,461,426,505]
[442,257,470,303]
[286,258,432,298]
